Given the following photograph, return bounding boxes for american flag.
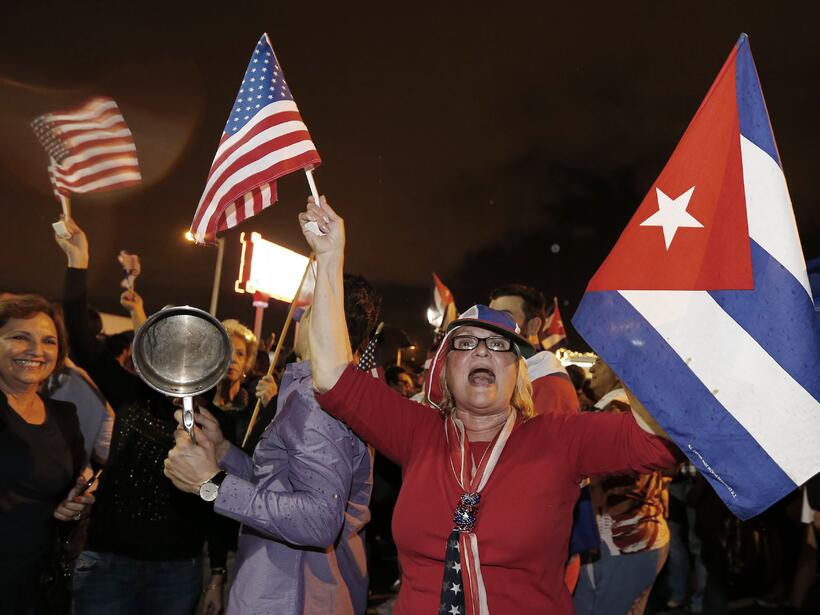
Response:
[189,34,321,244]
[357,322,384,379]
[31,97,141,196]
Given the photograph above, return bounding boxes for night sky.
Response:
[1,2,817,357]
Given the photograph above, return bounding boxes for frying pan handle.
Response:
[182,396,196,443]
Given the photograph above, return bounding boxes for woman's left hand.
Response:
[164,428,221,494]
[256,375,278,407]
[54,470,96,522]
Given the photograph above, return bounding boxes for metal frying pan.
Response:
[132,306,232,440]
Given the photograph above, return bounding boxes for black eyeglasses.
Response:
[450,334,515,353]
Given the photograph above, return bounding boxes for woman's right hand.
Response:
[298,196,344,258]
[54,217,90,269]
[174,406,230,461]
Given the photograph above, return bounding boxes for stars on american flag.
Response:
[227,37,295,134]
[439,532,466,615]
[356,322,384,374]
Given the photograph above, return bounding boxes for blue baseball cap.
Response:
[446,304,535,358]
[426,304,535,410]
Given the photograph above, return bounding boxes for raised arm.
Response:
[298,197,351,393]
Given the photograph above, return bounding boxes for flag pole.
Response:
[304,168,321,205]
[209,237,226,316]
[241,251,316,448]
[59,193,72,221]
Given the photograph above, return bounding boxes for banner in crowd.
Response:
[541,296,566,350]
[31,97,141,196]
[573,34,820,519]
[189,33,321,244]
[427,272,457,331]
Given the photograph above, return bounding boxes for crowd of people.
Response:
[1,198,818,615]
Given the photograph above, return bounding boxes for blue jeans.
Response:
[73,550,201,615]
[574,544,669,615]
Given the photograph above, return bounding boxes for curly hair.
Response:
[0,294,69,371]
[221,319,258,376]
[344,274,381,355]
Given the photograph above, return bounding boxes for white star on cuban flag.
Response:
[639,186,704,249]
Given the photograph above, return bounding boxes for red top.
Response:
[317,365,676,614]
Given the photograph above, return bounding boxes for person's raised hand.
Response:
[256,374,278,407]
[54,217,89,269]
[298,196,344,258]
[120,289,144,314]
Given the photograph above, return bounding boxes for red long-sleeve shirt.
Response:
[317,365,676,614]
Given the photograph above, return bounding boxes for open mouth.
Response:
[468,367,496,386]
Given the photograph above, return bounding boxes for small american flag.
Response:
[189,34,321,244]
[357,322,384,378]
[31,97,141,196]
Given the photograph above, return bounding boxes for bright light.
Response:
[427,307,443,327]
[184,230,195,242]
[235,232,310,303]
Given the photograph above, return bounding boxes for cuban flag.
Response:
[572,34,820,520]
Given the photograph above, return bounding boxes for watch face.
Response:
[199,481,219,502]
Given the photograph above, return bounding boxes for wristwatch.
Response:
[199,471,227,502]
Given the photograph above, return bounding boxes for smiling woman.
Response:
[0,294,92,614]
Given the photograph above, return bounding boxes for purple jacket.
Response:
[215,361,373,614]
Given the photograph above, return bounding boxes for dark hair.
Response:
[385,364,410,387]
[88,308,103,337]
[490,284,547,325]
[252,349,270,378]
[565,364,587,391]
[0,294,69,370]
[104,331,134,358]
[344,274,381,355]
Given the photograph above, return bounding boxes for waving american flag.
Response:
[189,34,321,244]
[31,97,141,196]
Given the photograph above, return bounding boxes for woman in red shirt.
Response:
[299,197,677,615]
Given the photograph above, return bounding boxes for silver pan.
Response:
[132,305,232,440]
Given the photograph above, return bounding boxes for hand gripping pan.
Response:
[132,306,232,440]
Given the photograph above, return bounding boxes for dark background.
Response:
[1,1,817,356]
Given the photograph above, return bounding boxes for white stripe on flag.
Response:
[68,128,133,147]
[200,119,307,207]
[212,100,298,160]
[741,136,811,297]
[57,114,125,134]
[54,157,139,183]
[193,139,317,239]
[620,289,820,485]
[224,203,237,228]
[54,170,141,193]
[260,183,272,207]
[60,143,137,168]
[46,100,119,122]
